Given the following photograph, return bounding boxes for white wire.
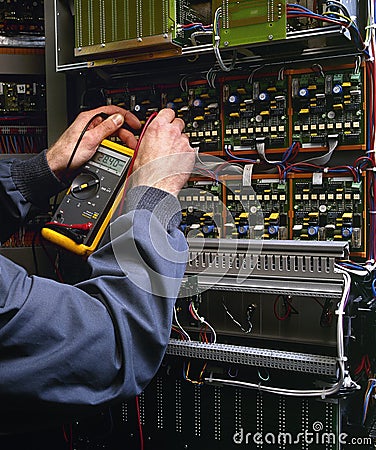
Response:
[191,301,217,344]
[222,302,252,333]
[213,7,237,72]
[205,271,353,398]
[202,319,217,344]
[364,0,374,49]
[247,65,265,84]
[334,262,371,277]
[173,306,191,341]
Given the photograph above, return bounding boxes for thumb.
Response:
[90,113,125,142]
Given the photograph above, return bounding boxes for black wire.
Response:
[65,113,104,172]
[31,230,40,275]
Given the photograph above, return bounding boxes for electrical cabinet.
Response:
[11,1,376,449]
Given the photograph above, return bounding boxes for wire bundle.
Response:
[287,2,367,54]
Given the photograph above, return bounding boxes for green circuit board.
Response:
[212,0,287,47]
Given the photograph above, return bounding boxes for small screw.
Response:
[224,41,229,46]
[268,34,274,40]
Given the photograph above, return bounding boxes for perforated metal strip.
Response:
[167,339,337,376]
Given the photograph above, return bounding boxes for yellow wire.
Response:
[322,10,353,26]
[185,360,207,385]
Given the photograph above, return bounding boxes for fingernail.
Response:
[111,113,124,127]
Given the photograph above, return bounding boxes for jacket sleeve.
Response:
[0,151,65,243]
[0,181,187,428]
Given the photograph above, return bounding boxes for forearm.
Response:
[0,187,187,421]
[0,151,65,242]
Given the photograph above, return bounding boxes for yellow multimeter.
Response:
[41,139,134,256]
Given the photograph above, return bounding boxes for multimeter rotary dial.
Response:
[71,172,100,200]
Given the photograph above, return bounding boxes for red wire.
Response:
[62,424,73,450]
[273,295,291,321]
[135,396,144,450]
[118,111,159,216]
[370,45,376,257]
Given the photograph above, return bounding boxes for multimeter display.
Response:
[91,150,127,175]
[41,139,134,256]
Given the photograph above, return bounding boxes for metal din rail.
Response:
[167,339,337,376]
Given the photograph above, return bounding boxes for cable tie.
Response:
[365,23,376,30]
[369,211,376,214]
[366,150,376,154]
[323,167,329,173]
[336,356,348,362]
[335,309,345,315]
[214,36,220,41]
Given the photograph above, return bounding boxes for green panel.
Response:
[74,0,82,47]
[75,0,176,49]
[291,67,365,147]
[167,0,176,38]
[225,177,288,240]
[114,0,127,41]
[291,177,365,255]
[125,0,138,39]
[75,0,91,47]
[91,0,102,44]
[213,0,286,47]
[223,74,288,150]
[104,1,113,43]
[142,0,175,37]
[142,0,155,37]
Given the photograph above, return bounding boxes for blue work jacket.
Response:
[0,151,187,431]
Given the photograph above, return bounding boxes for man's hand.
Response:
[130,108,195,196]
[46,106,141,180]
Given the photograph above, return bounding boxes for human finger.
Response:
[172,117,186,133]
[86,113,126,144]
[117,128,138,149]
[88,105,142,130]
[154,108,176,124]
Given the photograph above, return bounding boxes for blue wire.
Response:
[225,146,258,163]
[372,279,376,297]
[362,381,375,424]
[183,25,213,31]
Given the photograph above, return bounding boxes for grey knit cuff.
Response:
[11,150,66,207]
[125,185,182,231]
